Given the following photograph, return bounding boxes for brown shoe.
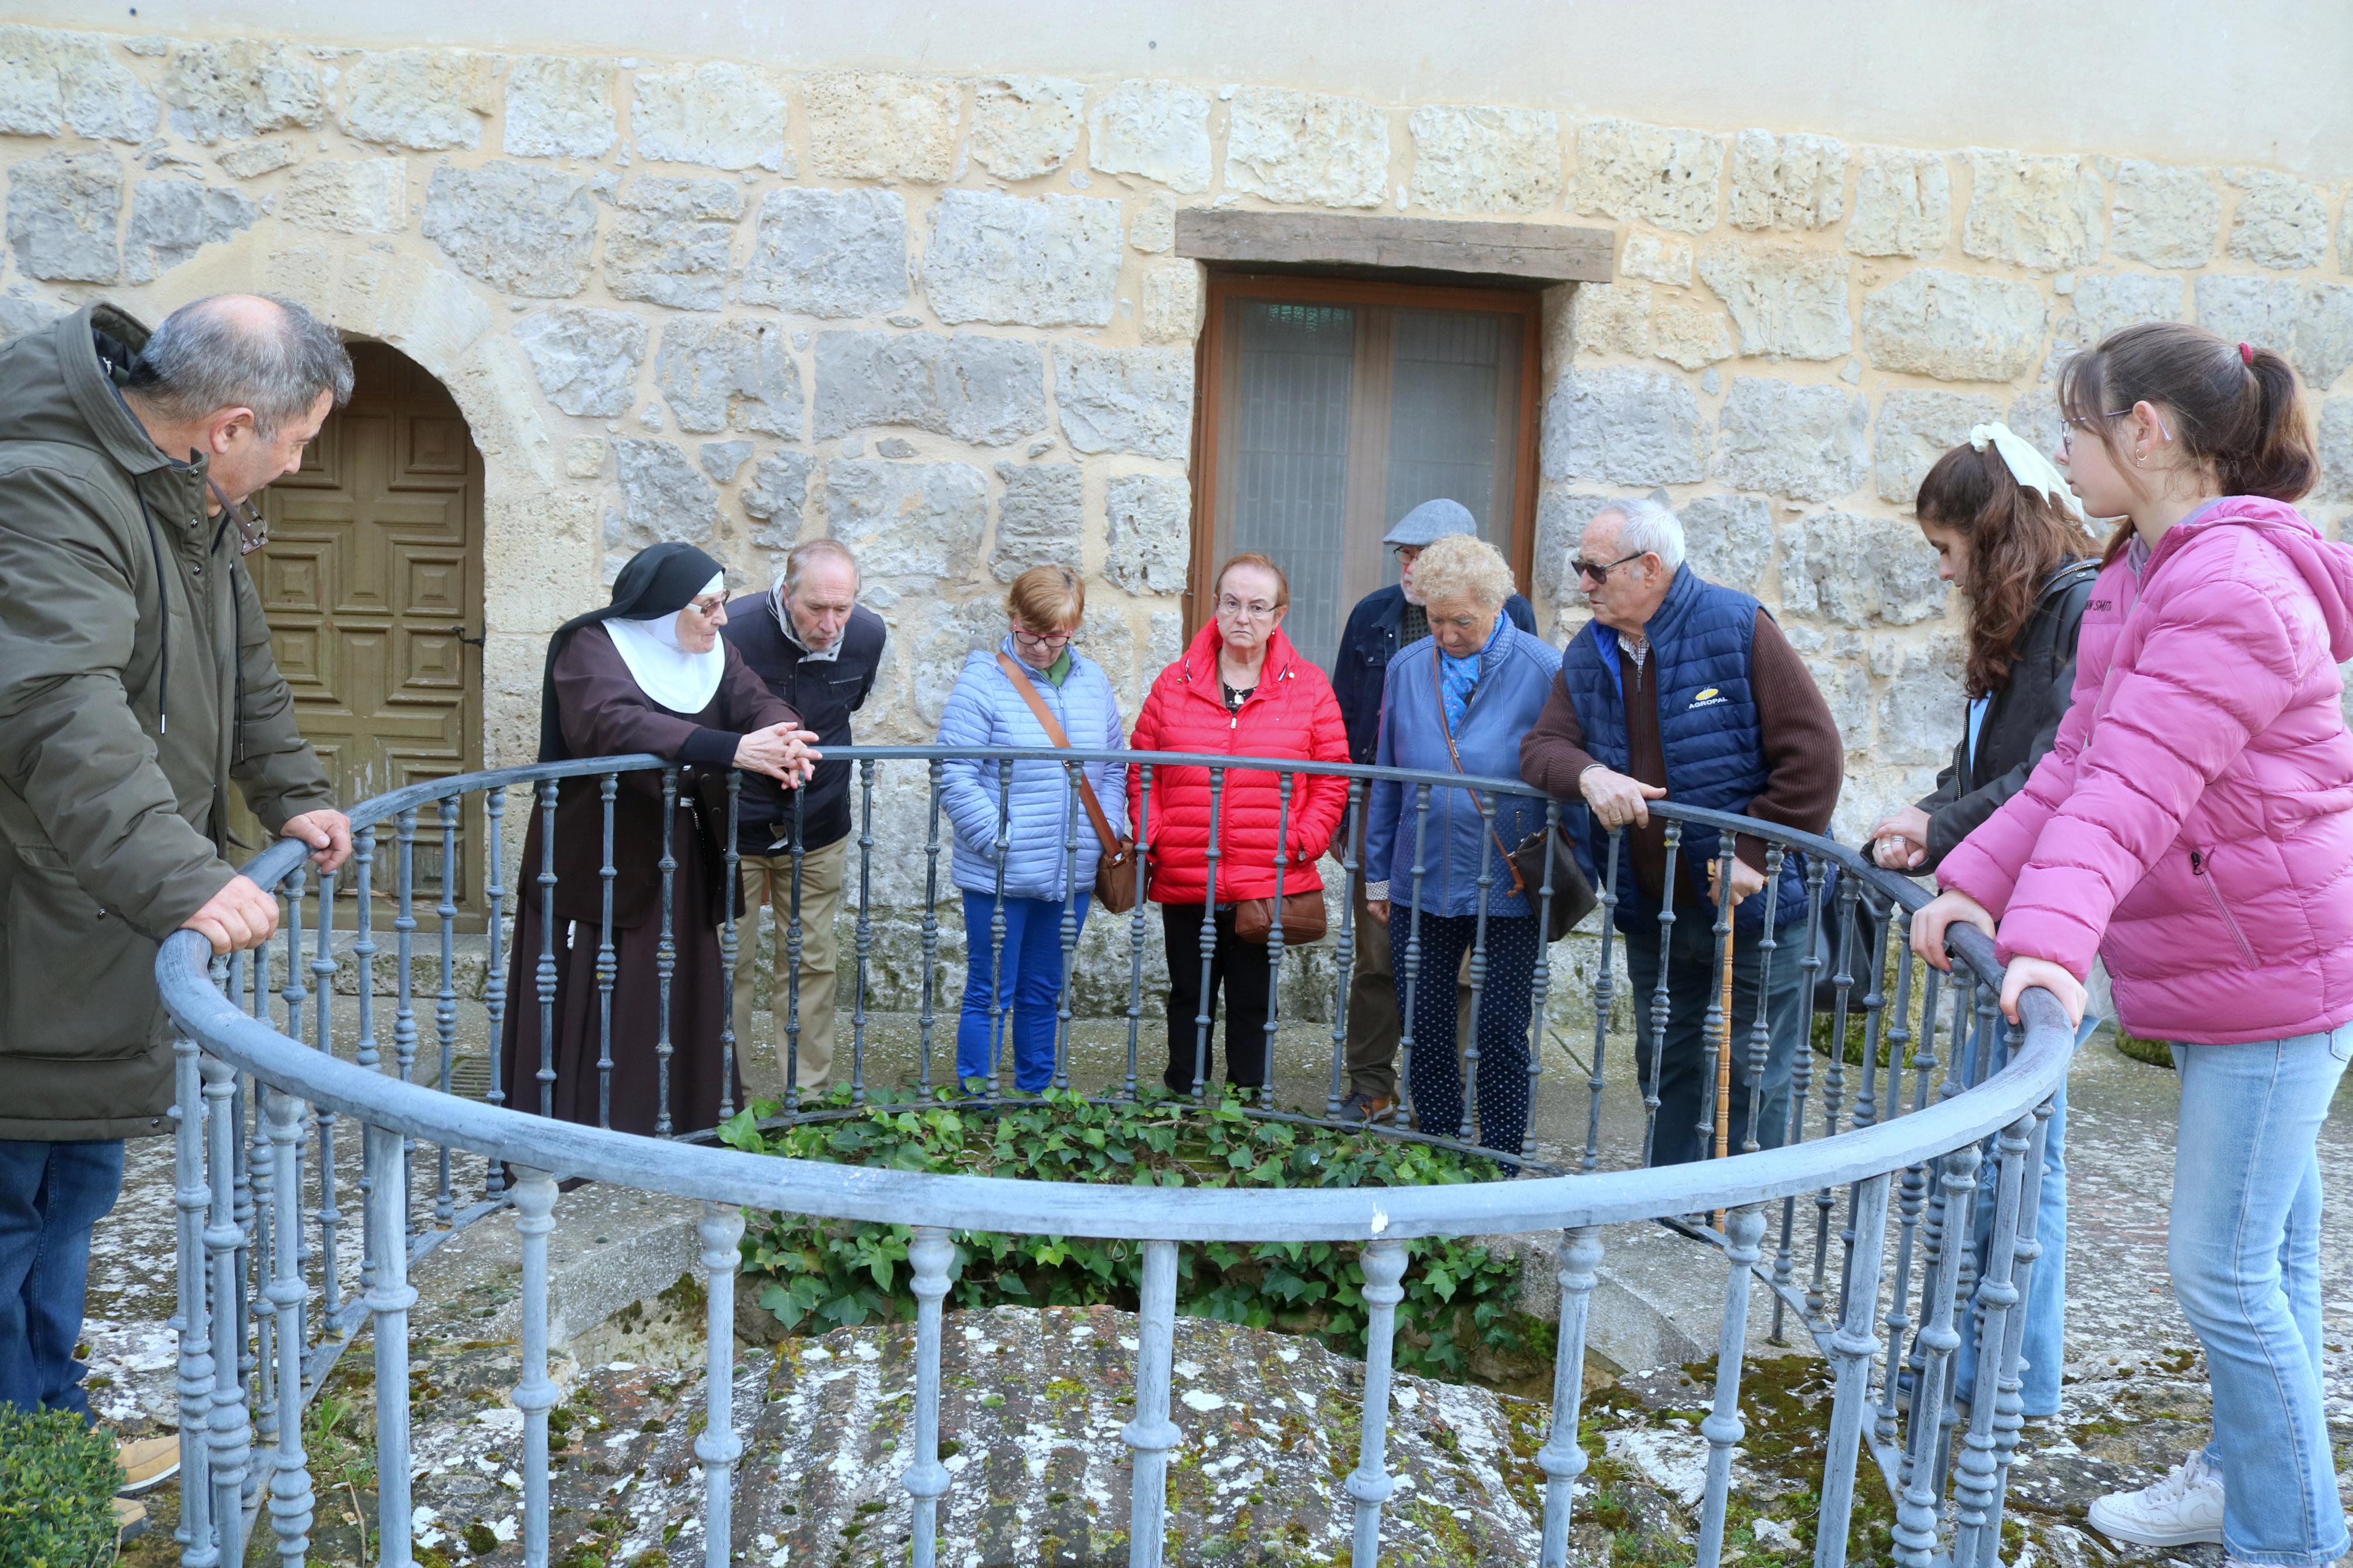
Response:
[113,1495,149,1544]
[1338,1091,1394,1125]
[116,1434,180,1495]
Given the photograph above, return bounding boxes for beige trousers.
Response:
[732,836,846,1100]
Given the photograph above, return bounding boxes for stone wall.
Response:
[6,24,2352,980]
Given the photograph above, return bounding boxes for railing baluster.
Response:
[657,766,680,1135]
[1976,1096,2056,1568]
[1192,767,1225,1101]
[350,833,379,1303]
[171,1025,218,1568]
[696,1200,746,1567]
[1641,820,1681,1167]
[1396,784,1432,1129]
[1879,943,1944,1445]
[1261,770,1295,1110]
[1124,765,1155,1104]
[483,781,507,1134]
[531,777,558,1153]
[246,1053,278,1505]
[434,795,459,1208]
[365,1123,417,1568]
[1461,798,1495,1144]
[722,770,741,1119]
[1809,874,1861,1319]
[906,1227,955,1567]
[511,1169,558,1567]
[1326,783,1365,1120]
[1893,1142,1981,1568]
[1816,1173,1893,1568]
[1952,1107,2034,1568]
[201,1055,252,1560]
[264,1087,315,1568]
[1697,1206,1768,1568]
[1584,829,1622,1173]
[851,758,875,1105]
[1124,1239,1180,1568]
[1697,849,1733,1164]
[1347,1238,1409,1565]
[1537,1226,1603,1567]
[1741,847,1784,1154]
[985,760,1010,1100]
[1773,859,1827,1341]
[595,773,619,1125]
[1055,760,1084,1093]
[918,758,946,1100]
[1524,797,1563,1161]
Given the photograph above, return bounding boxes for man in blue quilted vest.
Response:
[1520,499,1841,1166]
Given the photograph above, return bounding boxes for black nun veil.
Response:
[537,542,726,762]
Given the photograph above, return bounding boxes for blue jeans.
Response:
[955,891,1089,1093]
[0,1139,125,1420]
[2171,1026,2352,1567]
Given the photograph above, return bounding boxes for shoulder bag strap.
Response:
[995,652,1123,857]
[1429,652,1528,898]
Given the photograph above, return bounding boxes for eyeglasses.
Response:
[2059,410,2135,457]
[687,595,726,617]
[1392,544,1422,562]
[1215,594,1279,621]
[1010,624,1076,650]
[1572,550,1645,584]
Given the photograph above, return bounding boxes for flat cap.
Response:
[1381,497,1478,548]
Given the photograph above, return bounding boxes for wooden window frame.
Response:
[1184,271,1545,639]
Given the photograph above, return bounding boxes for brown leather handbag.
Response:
[994,653,1143,915]
[1233,888,1328,945]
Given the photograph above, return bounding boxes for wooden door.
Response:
[239,342,486,923]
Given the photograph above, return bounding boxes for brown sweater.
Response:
[1518,611,1843,908]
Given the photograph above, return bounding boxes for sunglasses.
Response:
[1572,550,1645,584]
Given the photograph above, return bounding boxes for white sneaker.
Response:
[2087,1450,2224,1547]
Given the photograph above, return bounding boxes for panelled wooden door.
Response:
[236,341,486,924]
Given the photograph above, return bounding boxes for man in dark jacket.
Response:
[722,539,886,1102]
[1520,499,1841,1167]
[0,298,351,1484]
[1331,499,1533,1121]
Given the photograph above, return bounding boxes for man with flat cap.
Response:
[1330,499,1534,1122]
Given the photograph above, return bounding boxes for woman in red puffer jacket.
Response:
[1129,553,1350,1098]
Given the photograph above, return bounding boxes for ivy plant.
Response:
[0,1405,123,1568]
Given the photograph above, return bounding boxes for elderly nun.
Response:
[499,542,818,1137]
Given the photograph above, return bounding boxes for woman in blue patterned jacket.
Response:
[935,566,1127,1092]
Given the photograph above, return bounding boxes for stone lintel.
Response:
[1174,208,1614,283]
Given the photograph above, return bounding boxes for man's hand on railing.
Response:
[1706,856,1766,906]
[1578,764,1666,831]
[281,808,354,872]
[180,873,282,955]
[735,724,821,785]
[1909,886,1995,972]
[1869,805,1932,870]
[1999,955,2086,1029]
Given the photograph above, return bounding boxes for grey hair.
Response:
[124,294,354,436]
[779,537,861,597]
[1595,496,1686,569]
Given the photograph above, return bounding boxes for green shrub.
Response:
[719,1087,1528,1379]
[0,1405,123,1568]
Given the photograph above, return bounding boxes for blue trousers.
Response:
[0,1138,125,1420]
[955,891,1089,1093]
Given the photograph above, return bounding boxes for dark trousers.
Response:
[0,1138,124,1418]
[1620,911,1808,1167]
[1394,912,1539,1154]
[1346,872,1474,1103]
[1161,905,1272,1094]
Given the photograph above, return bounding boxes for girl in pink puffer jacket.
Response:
[1915,322,2350,1568]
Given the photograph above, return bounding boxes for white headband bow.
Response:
[1967,422,2088,521]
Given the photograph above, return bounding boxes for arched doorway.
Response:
[235,340,487,922]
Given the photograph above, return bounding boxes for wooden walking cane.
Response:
[1711,860,1737,1228]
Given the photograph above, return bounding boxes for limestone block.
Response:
[970,76,1082,179]
[698,440,752,485]
[218,140,300,180]
[158,40,322,144]
[1875,637,1967,764]
[1679,494,1776,599]
[1783,511,1947,628]
[0,25,158,141]
[481,488,599,635]
[1729,130,1846,231]
[1140,262,1201,344]
[339,48,498,151]
[2194,275,2353,392]
[1860,269,2046,382]
[605,438,719,561]
[274,158,407,234]
[421,161,596,297]
[656,317,800,436]
[1571,117,1722,233]
[1103,472,1191,596]
[1872,389,2001,505]
[989,462,1084,581]
[742,452,817,549]
[2224,169,2331,271]
[903,596,1010,728]
[1570,280,1648,357]
[1226,87,1389,209]
[1696,241,1851,361]
[1087,80,1212,194]
[1652,300,1735,370]
[823,460,988,584]
[2007,385,2064,461]
[1846,146,1950,259]
[6,151,120,283]
[1541,368,1708,488]
[123,178,254,284]
[804,72,960,182]
[1407,104,1560,215]
[1530,492,1619,614]
[1051,342,1193,461]
[631,61,787,172]
[1714,377,1869,503]
[1961,150,2104,271]
[1076,605,1139,710]
[604,176,740,311]
[563,437,606,480]
[738,187,907,318]
[1620,232,1692,286]
[812,329,1046,446]
[512,307,646,418]
[2316,399,2352,505]
[503,55,617,159]
[2061,271,2186,350]
[1785,625,1872,738]
[2109,160,2220,269]
[922,189,1122,329]
[1130,191,1176,254]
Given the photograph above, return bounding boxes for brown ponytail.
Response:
[1916,443,2100,698]
[2058,322,2318,562]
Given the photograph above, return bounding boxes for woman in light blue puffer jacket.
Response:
[936,567,1127,1091]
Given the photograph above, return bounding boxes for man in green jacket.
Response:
[0,296,355,1500]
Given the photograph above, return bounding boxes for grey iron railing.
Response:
[155,746,2071,1568]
